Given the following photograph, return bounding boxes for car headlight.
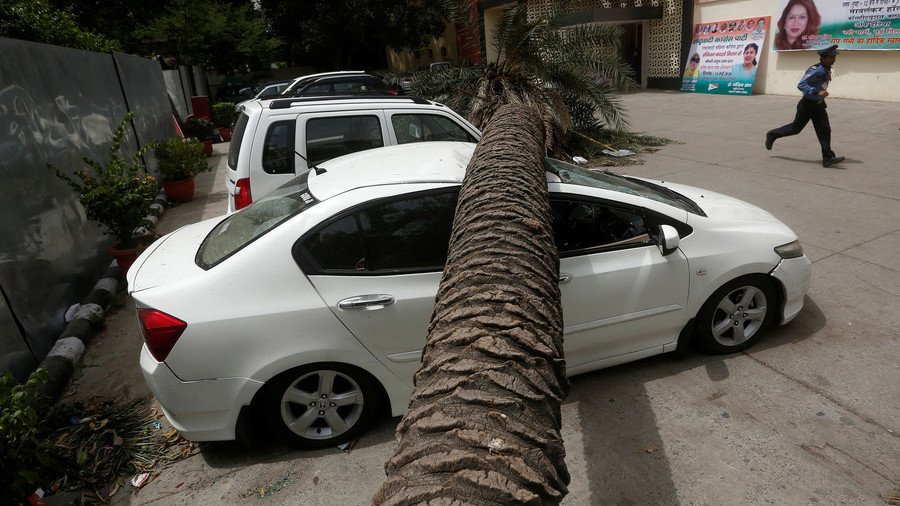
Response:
[775,240,804,259]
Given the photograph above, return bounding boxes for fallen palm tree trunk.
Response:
[374,104,570,505]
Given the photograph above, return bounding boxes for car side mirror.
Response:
[658,224,680,256]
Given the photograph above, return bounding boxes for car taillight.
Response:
[138,309,187,362]
[234,178,252,210]
[386,89,398,95]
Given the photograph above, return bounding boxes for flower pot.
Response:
[162,177,195,203]
[109,236,157,275]
[219,127,232,142]
[202,140,214,157]
[108,243,141,275]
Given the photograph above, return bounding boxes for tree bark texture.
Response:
[373,104,570,505]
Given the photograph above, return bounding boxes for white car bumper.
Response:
[770,255,812,325]
[140,345,263,441]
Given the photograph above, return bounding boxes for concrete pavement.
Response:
[96,92,898,504]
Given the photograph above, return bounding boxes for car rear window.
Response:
[196,171,317,269]
[227,112,250,170]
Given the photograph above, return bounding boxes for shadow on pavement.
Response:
[565,295,824,504]
[195,414,397,468]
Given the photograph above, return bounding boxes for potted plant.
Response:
[50,112,159,274]
[153,136,211,203]
[211,102,237,142]
[182,117,214,156]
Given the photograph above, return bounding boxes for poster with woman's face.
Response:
[681,16,770,96]
[774,0,900,51]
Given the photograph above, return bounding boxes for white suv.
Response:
[224,96,481,212]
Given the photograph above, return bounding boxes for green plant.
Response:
[153,137,210,181]
[0,369,53,500]
[50,112,159,249]
[182,117,214,140]
[211,102,237,128]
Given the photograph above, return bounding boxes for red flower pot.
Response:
[108,243,141,275]
[109,237,157,276]
[219,127,232,142]
[203,140,213,157]
[162,177,195,203]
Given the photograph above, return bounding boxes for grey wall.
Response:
[0,37,175,378]
[163,69,191,119]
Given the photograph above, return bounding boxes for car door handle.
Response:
[338,294,395,311]
[559,273,572,284]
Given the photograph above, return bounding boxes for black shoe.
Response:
[765,133,775,150]
[822,156,845,167]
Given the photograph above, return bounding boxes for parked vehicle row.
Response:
[224,95,481,212]
[130,141,811,448]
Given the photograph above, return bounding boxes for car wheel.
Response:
[262,363,380,449]
[695,275,776,354]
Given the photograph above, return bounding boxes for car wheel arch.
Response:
[246,361,392,447]
[692,273,781,353]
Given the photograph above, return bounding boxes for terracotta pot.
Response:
[162,177,195,203]
[219,127,232,142]
[203,140,214,157]
[108,243,141,275]
[109,236,157,276]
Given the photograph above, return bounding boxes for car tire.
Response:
[261,363,380,449]
[694,275,777,354]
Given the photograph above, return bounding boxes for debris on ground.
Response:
[130,472,151,490]
[241,475,293,498]
[601,148,636,157]
[35,398,196,501]
[337,438,358,453]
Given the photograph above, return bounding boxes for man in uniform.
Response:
[765,44,845,167]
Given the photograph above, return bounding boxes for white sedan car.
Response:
[129,142,810,448]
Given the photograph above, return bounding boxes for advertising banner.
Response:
[681,17,770,96]
[773,0,900,51]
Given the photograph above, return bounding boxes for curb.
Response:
[34,191,167,410]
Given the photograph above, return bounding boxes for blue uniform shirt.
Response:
[797,64,832,102]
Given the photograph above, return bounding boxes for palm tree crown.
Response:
[414,0,635,155]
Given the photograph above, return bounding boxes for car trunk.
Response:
[128,218,223,293]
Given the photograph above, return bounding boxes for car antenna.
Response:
[294,150,326,175]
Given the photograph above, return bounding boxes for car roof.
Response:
[287,70,366,87]
[307,142,475,201]
[256,95,437,111]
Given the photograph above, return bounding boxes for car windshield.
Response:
[196,171,317,269]
[545,158,704,215]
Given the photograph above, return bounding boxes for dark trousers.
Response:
[768,98,835,158]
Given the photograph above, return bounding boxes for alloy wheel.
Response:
[279,369,365,440]
[710,285,768,347]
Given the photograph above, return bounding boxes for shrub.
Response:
[0,369,53,500]
[153,137,210,181]
[50,112,159,248]
[182,117,213,140]
[211,102,237,128]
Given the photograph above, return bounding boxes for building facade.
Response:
[472,0,900,102]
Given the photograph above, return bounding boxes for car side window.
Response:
[262,121,296,175]
[302,83,332,95]
[298,190,458,275]
[551,199,651,255]
[300,215,367,272]
[392,114,475,144]
[358,191,457,272]
[333,81,356,93]
[305,115,384,165]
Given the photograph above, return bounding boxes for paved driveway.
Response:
[106,92,899,504]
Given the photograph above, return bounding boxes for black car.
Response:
[283,72,397,97]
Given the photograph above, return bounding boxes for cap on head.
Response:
[818,44,839,57]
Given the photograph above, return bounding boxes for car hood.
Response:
[654,181,781,223]
[127,217,224,293]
